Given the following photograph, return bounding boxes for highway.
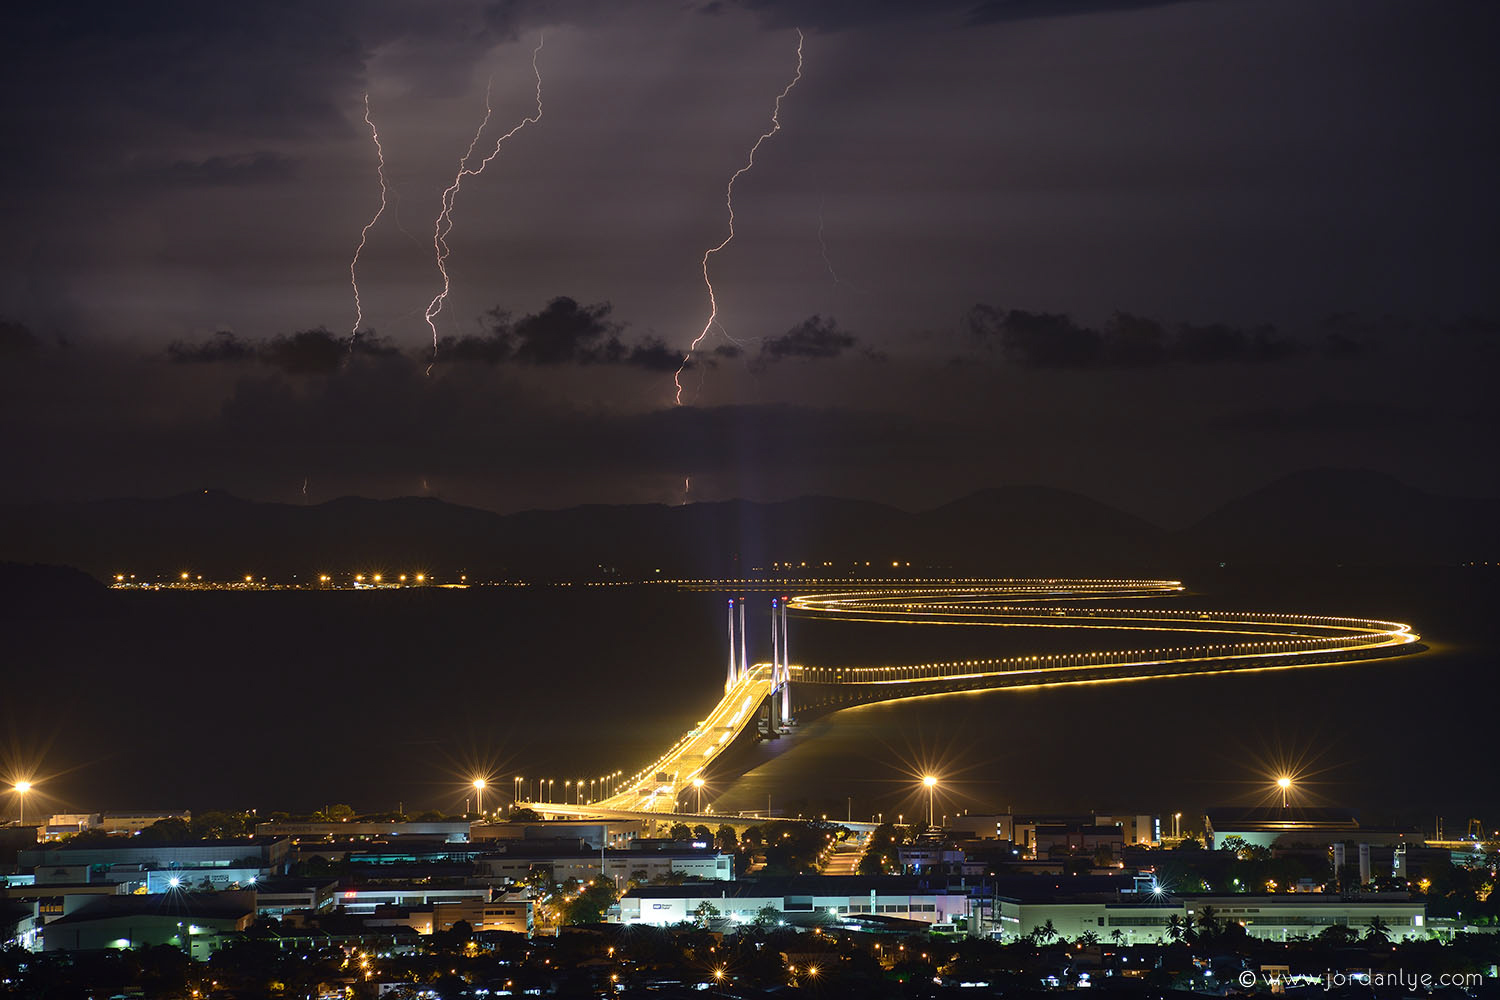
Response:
[520,578,1420,824]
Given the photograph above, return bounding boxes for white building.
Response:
[620,876,970,928]
[474,846,732,886]
[998,894,1427,944]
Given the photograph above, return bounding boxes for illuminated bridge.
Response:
[523,578,1420,822]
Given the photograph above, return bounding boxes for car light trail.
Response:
[517,579,1420,821]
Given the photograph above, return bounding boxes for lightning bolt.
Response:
[424,36,545,372]
[673,29,804,406]
[350,94,388,342]
[817,198,839,284]
[817,197,866,294]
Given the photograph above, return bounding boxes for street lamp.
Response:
[1277,775,1292,809]
[472,778,486,816]
[693,776,705,813]
[13,781,32,828]
[922,775,938,828]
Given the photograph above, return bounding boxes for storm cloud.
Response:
[760,315,858,361]
[168,329,398,374]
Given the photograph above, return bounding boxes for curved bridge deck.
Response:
[530,579,1420,820]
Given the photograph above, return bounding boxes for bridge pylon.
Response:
[726,598,738,692]
[768,596,793,731]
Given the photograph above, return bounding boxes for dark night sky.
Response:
[1,0,1496,522]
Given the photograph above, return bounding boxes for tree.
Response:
[693,900,721,927]
[1220,835,1249,857]
[1365,915,1391,944]
[510,807,542,822]
[1034,919,1058,945]
[1196,905,1220,940]
[1165,914,1184,943]
[669,823,693,842]
[715,825,738,853]
[1110,929,1125,946]
[691,824,713,844]
[1078,931,1100,947]
[190,811,252,839]
[318,804,356,822]
[1318,924,1359,945]
[753,904,781,927]
[562,879,618,925]
[138,817,191,842]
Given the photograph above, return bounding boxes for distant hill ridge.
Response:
[0,470,1493,580]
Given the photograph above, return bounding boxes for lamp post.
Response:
[922,775,938,828]
[472,778,486,817]
[693,777,705,813]
[14,781,31,828]
[1277,775,1292,809]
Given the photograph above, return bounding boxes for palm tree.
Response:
[1365,915,1391,944]
[1196,904,1219,940]
[1165,914,1185,943]
[1034,919,1058,945]
[1110,929,1125,947]
[1078,931,1100,947]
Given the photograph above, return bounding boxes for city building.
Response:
[433,896,535,936]
[254,820,471,842]
[1093,814,1159,847]
[1032,823,1126,862]
[947,814,1015,841]
[39,891,255,960]
[993,886,1428,945]
[620,875,971,928]
[474,842,732,886]
[471,820,644,848]
[19,838,291,872]
[40,814,100,841]
[249,877,339,918]
[97,810,192,836]
[327,885,491,915]
[1203,807,1360,850]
